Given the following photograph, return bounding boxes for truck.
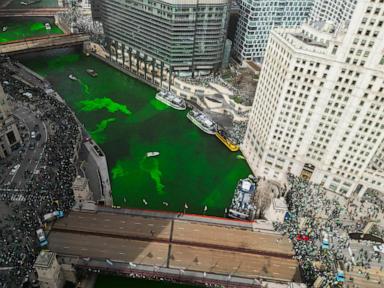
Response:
[36,229,48,247]
[321,232,330,250]
[43,210,64,222]
[43,212,56,222]
[335,269,345,283]
[53,210,64,218]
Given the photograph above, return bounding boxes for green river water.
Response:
[21,48,251,217]
[19,48,252,287]
[0,18,63,43]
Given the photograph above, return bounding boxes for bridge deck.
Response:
[49,211,299,282]
[0,34,89,54]
[52,211,294,257]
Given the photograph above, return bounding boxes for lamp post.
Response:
[226,274,231,287]
[129,261,136,273]
[179,268,185,280]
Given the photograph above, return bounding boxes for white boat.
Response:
[45,23,51,30]
[187,110,217,135]
[2,26,7,32]
[68,74,77,81]
[146,152,160,157]
[86,69,98,77]
[155,91,186,110]
[227,177,257,221]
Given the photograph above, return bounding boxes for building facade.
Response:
[91,0,231,81]
[309,0,357,25]
[242,0,384,197]
[233,0,314,63]
[34,251,65,288]
[0,84,21,159]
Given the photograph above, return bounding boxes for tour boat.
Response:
[68,74,77,81]
[2,26,7,32]
[155,90,186,110]
[187,110,217,135]
[86,69,98,77]
[146,152,160,157]
[45,23,51,30]
[215,129,239,152]
[228,177,257,221]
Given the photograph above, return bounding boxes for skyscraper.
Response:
[233,0,314,63]
[242,0,384,197]
[91,0,231,81]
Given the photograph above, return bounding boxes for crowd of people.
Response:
[274,173,384,287]
[0,55,81,287]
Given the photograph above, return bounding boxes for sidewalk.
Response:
[97,206,277,233]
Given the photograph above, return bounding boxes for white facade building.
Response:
[233,0,314,63]
[309,0,357,25]
[242,0,384,198]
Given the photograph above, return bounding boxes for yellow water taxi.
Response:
[215,130,239,152]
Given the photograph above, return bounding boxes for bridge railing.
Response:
[0,33,87,46]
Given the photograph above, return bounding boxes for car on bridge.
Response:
[36,229,48,247]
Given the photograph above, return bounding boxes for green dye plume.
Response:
[79,97,132,115]
[89,117,116,144]
[30,22,44,32]
[79,80,90,96]
[140,156,165,195]
[111,160,129,180]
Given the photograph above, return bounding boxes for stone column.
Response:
[144,56,147,79]
[168,66,173,90]
[122,44,125,67]
[151,60,155,83]
[160,62,164,87]
[128,48,132,70]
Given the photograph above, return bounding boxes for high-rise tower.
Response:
[242,0,384,197]
[233,0,314,63]
[91,0,231,79]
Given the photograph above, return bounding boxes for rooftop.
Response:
[34,250,55,269]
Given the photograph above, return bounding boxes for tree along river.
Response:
[20,47,251,217]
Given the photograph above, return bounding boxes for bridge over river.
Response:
[0,7,67,17]
[0,34,89,54]
[48,210,301,287]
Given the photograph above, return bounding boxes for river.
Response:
[20,47,251,217]
[19,47,252,287]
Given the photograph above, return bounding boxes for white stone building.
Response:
[309,0,357,25]
[34,251,65,288]
[242,0,384,197]
[233,0,314,63]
